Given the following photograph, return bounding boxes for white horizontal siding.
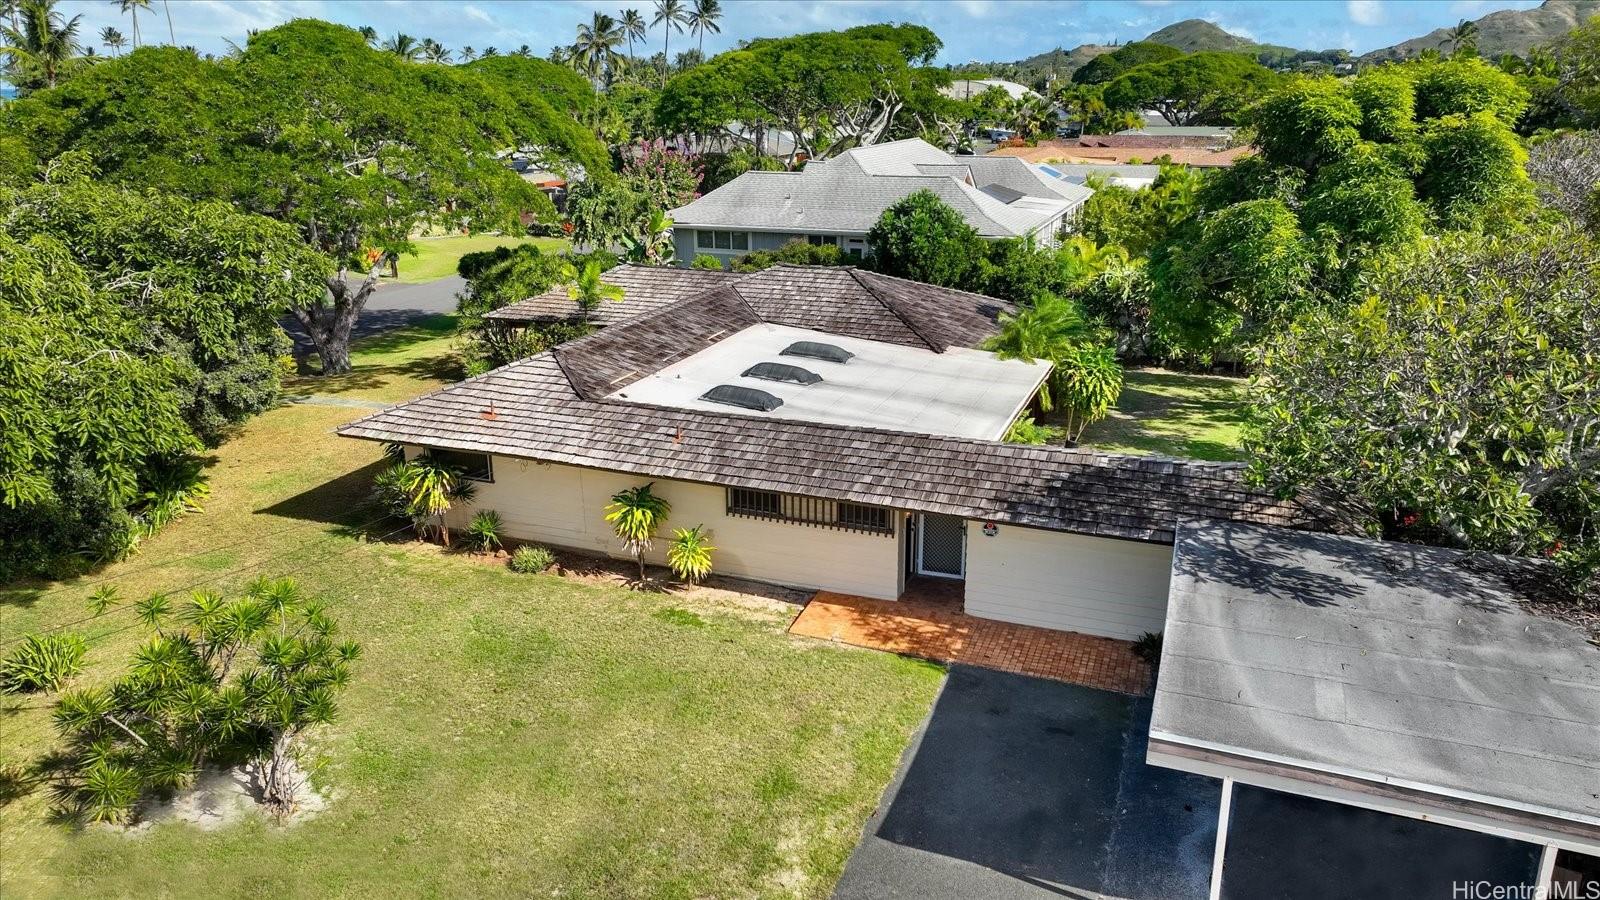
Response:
[963,522,1173,640]
[426,452,902,599]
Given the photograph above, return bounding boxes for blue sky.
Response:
[62,0,1542,64]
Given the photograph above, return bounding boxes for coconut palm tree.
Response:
[480,45,498,57]
[109,0,147,48]
[650,0,686,82]
[420,37,451,64]
[1440,18,1479,56]
[99,24,124,55]
[620,8,645,67]
[983,292,1101,412]
[3,0,19,32]
[381,32,421,61]
[357,25,377,45]
[605,483,672,581]
[572,11,624,85]
[3,0,88,93]
[548,44,569,67]
[459,44,475,61]
[159,0,172,44]
[686,0,720,58]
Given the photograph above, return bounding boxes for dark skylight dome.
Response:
[741,362,823,385]
[700,384,784,412]
[781,341,854,364]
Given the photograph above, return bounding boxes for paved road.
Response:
[282,275,465,357]
[834,666,1219,900]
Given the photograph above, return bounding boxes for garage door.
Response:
[962,523,1173,640]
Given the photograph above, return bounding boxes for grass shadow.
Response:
[256,460,392,529]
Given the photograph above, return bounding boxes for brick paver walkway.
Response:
[789,591,1152,694]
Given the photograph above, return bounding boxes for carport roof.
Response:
[1151,520,1600,841]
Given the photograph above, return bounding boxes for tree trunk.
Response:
[262,728,297,815]
[637,549,646,581]
[290,268,381,375]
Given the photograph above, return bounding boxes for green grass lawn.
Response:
[1072,368,1248,462]
[391,234,571,284]
[1,325,941,899]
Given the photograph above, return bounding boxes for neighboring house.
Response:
[1153,520,1600,898]
[1036,163,1162,190]
[940,78,1037,102]
[340,265,1315,640]
[668,138,1094,267]
[1115,124,1237,142]
[990,142,1251,168]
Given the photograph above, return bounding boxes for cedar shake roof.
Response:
[338,353,1310,544]
[484,264,740,325]
[339,268,1321,544]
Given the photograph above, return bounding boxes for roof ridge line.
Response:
[846,268,943,352]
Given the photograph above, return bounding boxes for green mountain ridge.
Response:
[1360,0,1600,61]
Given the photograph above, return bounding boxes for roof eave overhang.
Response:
[1146,732,1600,853]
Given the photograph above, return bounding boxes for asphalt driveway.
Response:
[834,666,1219,900]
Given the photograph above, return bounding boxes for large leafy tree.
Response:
[0,164,329,578]
[1102,52,1280,126]
[1246,228,1600,589]
[3,21,610,374]
[657,24,943,163]
[1071,41,1182,86]
[865,189,984,288]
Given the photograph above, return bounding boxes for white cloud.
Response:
[1347,0,1385,26]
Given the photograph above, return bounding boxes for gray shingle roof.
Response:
[1154,520,1600,834]
[339,271,1317,544]
[669,139,1090,239]
[484,264,739,325]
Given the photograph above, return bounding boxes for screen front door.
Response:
[916,514,966,579]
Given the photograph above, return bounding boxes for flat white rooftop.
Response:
[609,323,1051,440]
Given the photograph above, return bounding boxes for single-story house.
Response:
[1153,520,1600,898]
[668,139,1094,267]
[339,265,1320,641]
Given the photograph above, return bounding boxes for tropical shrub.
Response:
[466,510,505,553]
[1,632,87,693]
[604,483,672,581]
[984,292,1106,411]
[372,455,478,545]
[49,578,359,823]
[690,253,726,270]
[1051,345,1124,443]
[730,240,844,271]
[865,190,984,288]
[509,544,556,574]
[1002,415,1065,446]
[666,525,716,583]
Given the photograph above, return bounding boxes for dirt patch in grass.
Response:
[127,759,327,833]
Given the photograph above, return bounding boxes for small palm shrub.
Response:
[666,525,716,584]
[466,510,504,553]
[510,544,555,574]
[605,482,672,581]
[1,633,88,693]
[1132,631,1164,665]
[371,455,478,545]
[1003,414,1065,446]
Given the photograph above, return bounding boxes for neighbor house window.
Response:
[725,488,893,536]
[695,230,750,251]
[426,448,493,482]
[807,235,839,247]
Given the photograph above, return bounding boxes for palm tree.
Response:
[548,44,568,66]
[3,0,88,93]
[514,44,531,57]
[99,24,124,55]
[159,0,172,44]
[650,0,686,82]
[983,292,1101,412]
[686,0,720,58]
[357,25,377,45]
[604,483,672,581]
[459,44,475,61]
[562,259,623,320]
[620,8,645,66]
[1440,18,1479,56]
[420,37,451,64]
[110,0,147,48]
[480,45,498,57]
[381,32,421,61]
[572,11,624,85]
[3,0,19,32]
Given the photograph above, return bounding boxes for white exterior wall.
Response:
[431,452,904,600]
[962,521,1173,640]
